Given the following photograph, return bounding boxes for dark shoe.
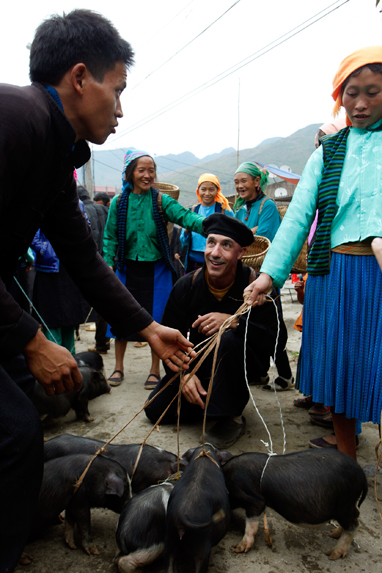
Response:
[309,412,334,429]
[202,416,246,449]
[144,373,161,390]
[309,433,360,450]
[88,346,109,355]
[262,376,295,391]
[308,404,330,416]
[250,374,269,386]
[108,370,124,386]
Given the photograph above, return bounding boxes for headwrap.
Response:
[314,118,347,147]
[234,162,269,211]
[332,46,382,123]
[196,173,230,210]
[122,149,153,183]
[203,213,254,247]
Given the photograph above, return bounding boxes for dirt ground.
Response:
[16,281,382,573]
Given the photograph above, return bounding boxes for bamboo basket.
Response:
[242,235,271,270]
[155,182,180,201]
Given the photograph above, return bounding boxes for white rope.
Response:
[13,276,59,344]
[243,293,286,456]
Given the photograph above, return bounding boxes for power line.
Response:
[135,0,195,54]
[104,0,348,145]
[131,0,241,90]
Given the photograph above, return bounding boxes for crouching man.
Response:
[145,214,285,448]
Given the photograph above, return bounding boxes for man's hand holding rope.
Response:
[181,373,207,408]
[192,312,238,336]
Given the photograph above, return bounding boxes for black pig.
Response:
[44,434,187,492]
[32,453,131,554]
[165,445,232,573]
[116,478,178,572]
[222,449,368,560]
[32,364,110,422]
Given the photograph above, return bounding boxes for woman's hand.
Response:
[181,373,206,408]
[192,313,236,335]
[23,330,83,396]
[372,238,382,272]
[243,273,273,307]
[139,321,195,372]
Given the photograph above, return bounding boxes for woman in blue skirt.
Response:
[246,46,382,460]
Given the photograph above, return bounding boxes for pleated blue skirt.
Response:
[300,252,382,424]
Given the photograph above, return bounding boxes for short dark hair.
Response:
[30,9,134,85]
[124,156,157,188]
[77,185,90,200]
[94,192,110,205]
[341,63,382,94]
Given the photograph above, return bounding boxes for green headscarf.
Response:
[233,162,269,212]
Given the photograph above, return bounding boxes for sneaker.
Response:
[202,416,246,449]
[262,376,295,391]
[309,412,334,429]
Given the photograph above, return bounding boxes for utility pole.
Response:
[84,158,93,199]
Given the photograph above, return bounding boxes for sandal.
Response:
[108,370,124,386]
[144,373,161,390]
[293,395,313,409]
[134,341,148,348]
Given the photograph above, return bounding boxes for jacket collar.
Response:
[32,82,91,168]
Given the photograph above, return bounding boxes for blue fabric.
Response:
[43,85,64,112]
[106,260,172,338]
[300,252,382,424]
[235,196,280,242]
[30,230,59,273]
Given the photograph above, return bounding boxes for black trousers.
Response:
[95,314,110,350]
[145,329,268,424]
[0,355,43,573]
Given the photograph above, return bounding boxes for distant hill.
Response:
[77,124,320,205]
[77,147,235,190]
[158,123,320,205]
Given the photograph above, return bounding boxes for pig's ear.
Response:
[181,448,195,462]
[216,449,233,465]
[105,474,125,497]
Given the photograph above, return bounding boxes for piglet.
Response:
[32,453,131,555]
[116,475,179,572]
[165,445,232,573]
[222,449,368,560]
[32,365,110,422]
[44,434,187,492]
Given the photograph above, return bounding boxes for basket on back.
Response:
[242,235,271,270]
[155,182,180,201]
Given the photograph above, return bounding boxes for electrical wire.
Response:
[104,0,348,145]
[131,0,242,90]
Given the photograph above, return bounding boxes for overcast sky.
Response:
[2,0,382,159]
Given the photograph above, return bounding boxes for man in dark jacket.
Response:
[145,215,284,449]
[0,10,193,571]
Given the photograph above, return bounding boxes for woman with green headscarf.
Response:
[233,162,281,242]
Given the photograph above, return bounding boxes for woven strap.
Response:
[307,127,350,276]
[258,197,268,217]
[331,241,374,255]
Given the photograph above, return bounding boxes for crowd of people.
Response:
[0,7,381,572]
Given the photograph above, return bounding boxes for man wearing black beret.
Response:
[145,214,286,448]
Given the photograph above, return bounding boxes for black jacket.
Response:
[0,82,151,359]
[162,262,281,356]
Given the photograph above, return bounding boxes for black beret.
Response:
[202,213,254,247]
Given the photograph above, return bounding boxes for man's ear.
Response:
[237,246,246,260]
[70,63,88,95]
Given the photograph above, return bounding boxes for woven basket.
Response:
[242,235,271,270]
[278,205,307,273]
[155,182,180,201]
